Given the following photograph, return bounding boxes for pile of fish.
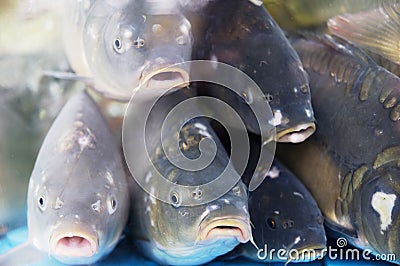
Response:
[0,0,399,265]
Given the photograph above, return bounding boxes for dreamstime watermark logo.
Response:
[256,237,396,262]
[122,60,276,206]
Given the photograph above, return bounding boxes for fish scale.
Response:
[278,34,400,264]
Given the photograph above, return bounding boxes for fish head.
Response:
[359,168,400,258]
[27,153,129,264]
[148,179,252,263]
[83,1,192,100]
[248,172,326,262]
[265,62,316,143]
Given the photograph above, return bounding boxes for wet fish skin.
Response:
[187,0,316,143]
[238,158,326,263]
[278,34,400,263]
[6,90,130,265]
[125,90,252,265]
[64,0,192,101]
[362,51,400,78]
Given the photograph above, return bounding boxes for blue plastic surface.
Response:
[0,226,395,266]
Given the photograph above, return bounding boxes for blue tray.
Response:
[0,226,394,266]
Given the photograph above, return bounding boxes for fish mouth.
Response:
[285,245,326,263]
[276,123,316,143]
[140,67,189,91]
[50,231,99,258]
[197,217,252,243]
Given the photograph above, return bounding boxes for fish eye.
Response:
[171,191,181,208]
[113,38,123,53]
[107,196,118,215]
[38,196,46,211]
[267,218,276,229]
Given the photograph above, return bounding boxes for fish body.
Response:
[186,0,316,143]
[1,91,130,265]
[366,51,400,78]
[278,35,400,263]
[124,90,252,265]
[238,158,326,263]
[63,0,192,101]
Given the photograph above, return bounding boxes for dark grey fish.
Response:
[0,90,130,265]
[185,0,316,143]
[124,90,253,265]
[238,158,326,263]
[278,34,400,264]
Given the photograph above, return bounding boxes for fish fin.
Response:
[0,241,47,265]
[327,3,400,65]
[324,219,358,239]
[42,70,93,82]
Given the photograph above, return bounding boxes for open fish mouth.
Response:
[276,122,316,143]
[50,231,99,258]
[197,218,252,243]
[140,67,190,91]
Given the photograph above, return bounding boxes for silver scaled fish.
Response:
[62,0,192,101]
[0,90,130,265]
[124,90,253,265]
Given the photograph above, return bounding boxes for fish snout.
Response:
[276,122,316,143]
[198,218,252,243]
[50,227,99,261]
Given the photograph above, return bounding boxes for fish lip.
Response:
[49,230,99,258]
[276,122,316,143]
[139,66,190,91]
[197,217,252,243]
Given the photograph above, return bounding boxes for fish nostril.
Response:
[282,220,294,229]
